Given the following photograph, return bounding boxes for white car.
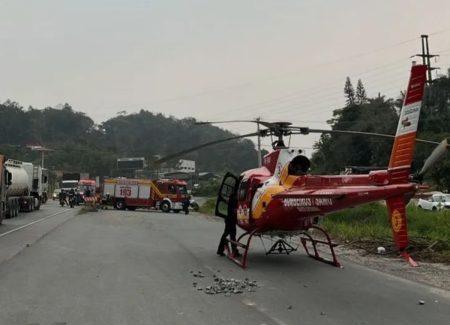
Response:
[52,188,61,200]
[417,193,450,211]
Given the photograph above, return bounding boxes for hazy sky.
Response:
[1,0,450,154]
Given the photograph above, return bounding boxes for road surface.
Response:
[0,201,449,325]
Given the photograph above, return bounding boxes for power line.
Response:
[201,58,412,121]
[141,34,432,110]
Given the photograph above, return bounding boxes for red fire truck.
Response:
[78,179,97,204]
[103,178,189,212]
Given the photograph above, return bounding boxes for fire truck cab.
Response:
[78,179,97,204]
[103,178,189,213]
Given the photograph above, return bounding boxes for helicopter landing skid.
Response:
[224,229,260,269]
[299,226,341,268]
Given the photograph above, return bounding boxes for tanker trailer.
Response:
[4,159,39,218]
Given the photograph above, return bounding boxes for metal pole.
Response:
[420,35,426,66]
[256,117,262,167]
[41,151,44,168]
[424,35,433,83]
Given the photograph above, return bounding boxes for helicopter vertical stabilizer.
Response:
[388,64,427,182]
[386,64,426,266]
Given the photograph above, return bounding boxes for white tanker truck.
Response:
[0,155,48,223]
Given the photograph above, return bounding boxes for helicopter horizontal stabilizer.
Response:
[388,64,427,184]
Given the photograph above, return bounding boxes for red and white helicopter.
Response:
[156,64,448,268]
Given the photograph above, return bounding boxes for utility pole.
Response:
[413,35,439,84]
[256,117,262,167]
[27,145,54,168]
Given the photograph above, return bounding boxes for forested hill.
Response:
[0,102,258,176]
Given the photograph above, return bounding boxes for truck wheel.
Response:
[115,200,126,210]
[11,200,17,217]
[35,198,41,210]
[161,201,170,213]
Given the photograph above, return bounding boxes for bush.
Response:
[199,198,216,215]
[193,179,221,197]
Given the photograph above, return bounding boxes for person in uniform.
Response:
[217,190,240,257]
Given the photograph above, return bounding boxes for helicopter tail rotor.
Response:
[415,138,448,182]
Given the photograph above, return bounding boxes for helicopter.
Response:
[154,63,448,268]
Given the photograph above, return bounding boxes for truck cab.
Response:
[155,179,189,212]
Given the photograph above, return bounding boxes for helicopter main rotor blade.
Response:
[289,127,441,145]
[417,138,448,178]
[195,120,258,125]
[195,119,292,130]
[152,131,261,166]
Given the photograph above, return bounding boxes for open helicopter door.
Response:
[215,172,239,218]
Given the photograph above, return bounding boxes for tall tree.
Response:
[344,77,356,106]
[356,79,368,105]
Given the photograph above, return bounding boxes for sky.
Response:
[1,0,450,156]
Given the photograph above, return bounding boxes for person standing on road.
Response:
[217,190,240,257]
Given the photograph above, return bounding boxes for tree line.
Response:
[0,103,258,177]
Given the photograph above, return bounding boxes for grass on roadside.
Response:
[320,202,450,263]
[199,198,216,215]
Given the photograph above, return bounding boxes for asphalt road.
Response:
[0,201,449,325]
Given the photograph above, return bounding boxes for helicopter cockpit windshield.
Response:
[288,155,311,176]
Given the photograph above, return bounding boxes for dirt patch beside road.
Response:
[335,244,450,292]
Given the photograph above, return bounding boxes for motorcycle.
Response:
[68,192,76,208]
[189,199,200,212]
[59,191,67,207]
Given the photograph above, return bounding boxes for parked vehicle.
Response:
[52,188,61,200]
[103,178,189,212]
[417,193,450,211]
[0,155,48,223]
[61,173,81,192]
[78,179,97,204]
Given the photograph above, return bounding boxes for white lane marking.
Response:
[241,298,289,325]
[0,209,72,238]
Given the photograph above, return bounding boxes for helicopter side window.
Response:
[238,180,249,201]
[288,155,311,176]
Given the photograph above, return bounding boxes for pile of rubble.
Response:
[190,271,259,296]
